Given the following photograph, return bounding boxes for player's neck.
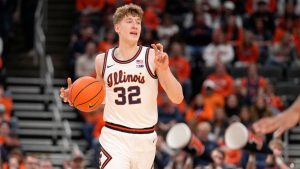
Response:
[116,41,139,60]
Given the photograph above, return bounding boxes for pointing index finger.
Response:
[151,44,158,54]
[67,77,72,89]
[156,43,164,52]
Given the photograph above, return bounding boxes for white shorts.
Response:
[99,124,157,169]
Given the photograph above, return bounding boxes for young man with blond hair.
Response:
[61,3,183,169]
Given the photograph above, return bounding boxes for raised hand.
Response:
[151,43,169,71]
[60,77,73,106]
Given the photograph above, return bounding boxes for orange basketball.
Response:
[70,76,105,112]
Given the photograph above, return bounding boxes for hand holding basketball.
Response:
[151,43,169,71]
[60,78,73,106]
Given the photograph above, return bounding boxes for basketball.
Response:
[70,76,105,112]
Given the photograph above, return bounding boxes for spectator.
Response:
[69,25,96,78]
[97,30,115,53]
[40,159,53,169]
[157,14,179,47]
[186,94,214,127]
[241,64,267,104]
[185,12,212,60]
[3,148,25,169]
[250,17,272,64]
[0,83,13,121]
[267,32,296,68]
[245,0,275,34]
[224,94,240,118]
[217,13,243,47]
[202,80,225,113]
[266,139,291,169]
[236,30,260,67]
[205,62,234,97]
[183,3,212,29]
[75,41,97,78]
[143,6,160,30]
[169,42,192,103]
[250,95,273,121]
[211,107,228,142]
[76,0,104,26]
[239,105,254,128]
[194,122,218,167]
[158,93,185,133]
[263,82,284,112]
[292,19,300,67]
[203,31,234,67]
[24,155,39,169]
[70,149,85,169]
[205,148,231,169]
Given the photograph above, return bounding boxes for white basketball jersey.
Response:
[102,46,158,128]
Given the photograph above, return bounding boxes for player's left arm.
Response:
[150,43,184,104]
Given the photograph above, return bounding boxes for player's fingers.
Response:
[156,43,164,52]
[273,127,285,138]
[253,117,279,134]
[67,77,72,89]
[60,88,65,98]
[151,44,158,55]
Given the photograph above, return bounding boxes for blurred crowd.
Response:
[72,0,300,169]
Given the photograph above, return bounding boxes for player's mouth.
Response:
[130,32,138,36]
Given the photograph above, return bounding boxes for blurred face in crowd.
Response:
[196,122,211,141]
[240,106,251,122]
[243,31,254,45]
[25,156,39,169]
[85,42,97,57]
[214,108,226,122]
[115,14,141,44]
[0,122,10,136]
[194,94,204,107]
[8,157,19,169]
[70,157,85,169]
[40,160,53,169]
[211,149,224,166]
[255,96,266,110]
[255,18,264,31]
[212,31,224,45]
[0,85,4,96]
[226,95,238,108]
[170,42,182,57]
[257,2,268,12]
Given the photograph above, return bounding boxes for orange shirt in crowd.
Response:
[185,105,214,122]
[265,95,284,110]
[169,55,190,83]
[272,28,286,43]
[76,0,105,12]
[236,42,259,64]
[207,74,234,97]
[293,30,300,56]
[203,93,224,113]
[143,6,159,30]
[3,163,25,169]
[0,96,13,121]
[98,41,113,53]
[245,0,277,14]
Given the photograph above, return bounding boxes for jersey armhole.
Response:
[101,51,109,79]
[145,47,158,79]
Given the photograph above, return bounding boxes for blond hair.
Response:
[113,4,144,25]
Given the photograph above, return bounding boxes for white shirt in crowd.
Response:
[203,43,234,67]
[75,54,96,77]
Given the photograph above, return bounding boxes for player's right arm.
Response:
[95,53,105,82]
[253,95,300,137]
[60,53,105,106]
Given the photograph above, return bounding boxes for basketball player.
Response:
[60,4,183,169]
[253,96,300,137]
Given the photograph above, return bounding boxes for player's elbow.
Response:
[171,91,184,104]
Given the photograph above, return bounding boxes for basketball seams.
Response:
[72,80,99,106]
[75,85,103,108]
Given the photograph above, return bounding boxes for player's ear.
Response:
[114,24,120,34]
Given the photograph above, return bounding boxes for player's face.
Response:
[115,15,141,43]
